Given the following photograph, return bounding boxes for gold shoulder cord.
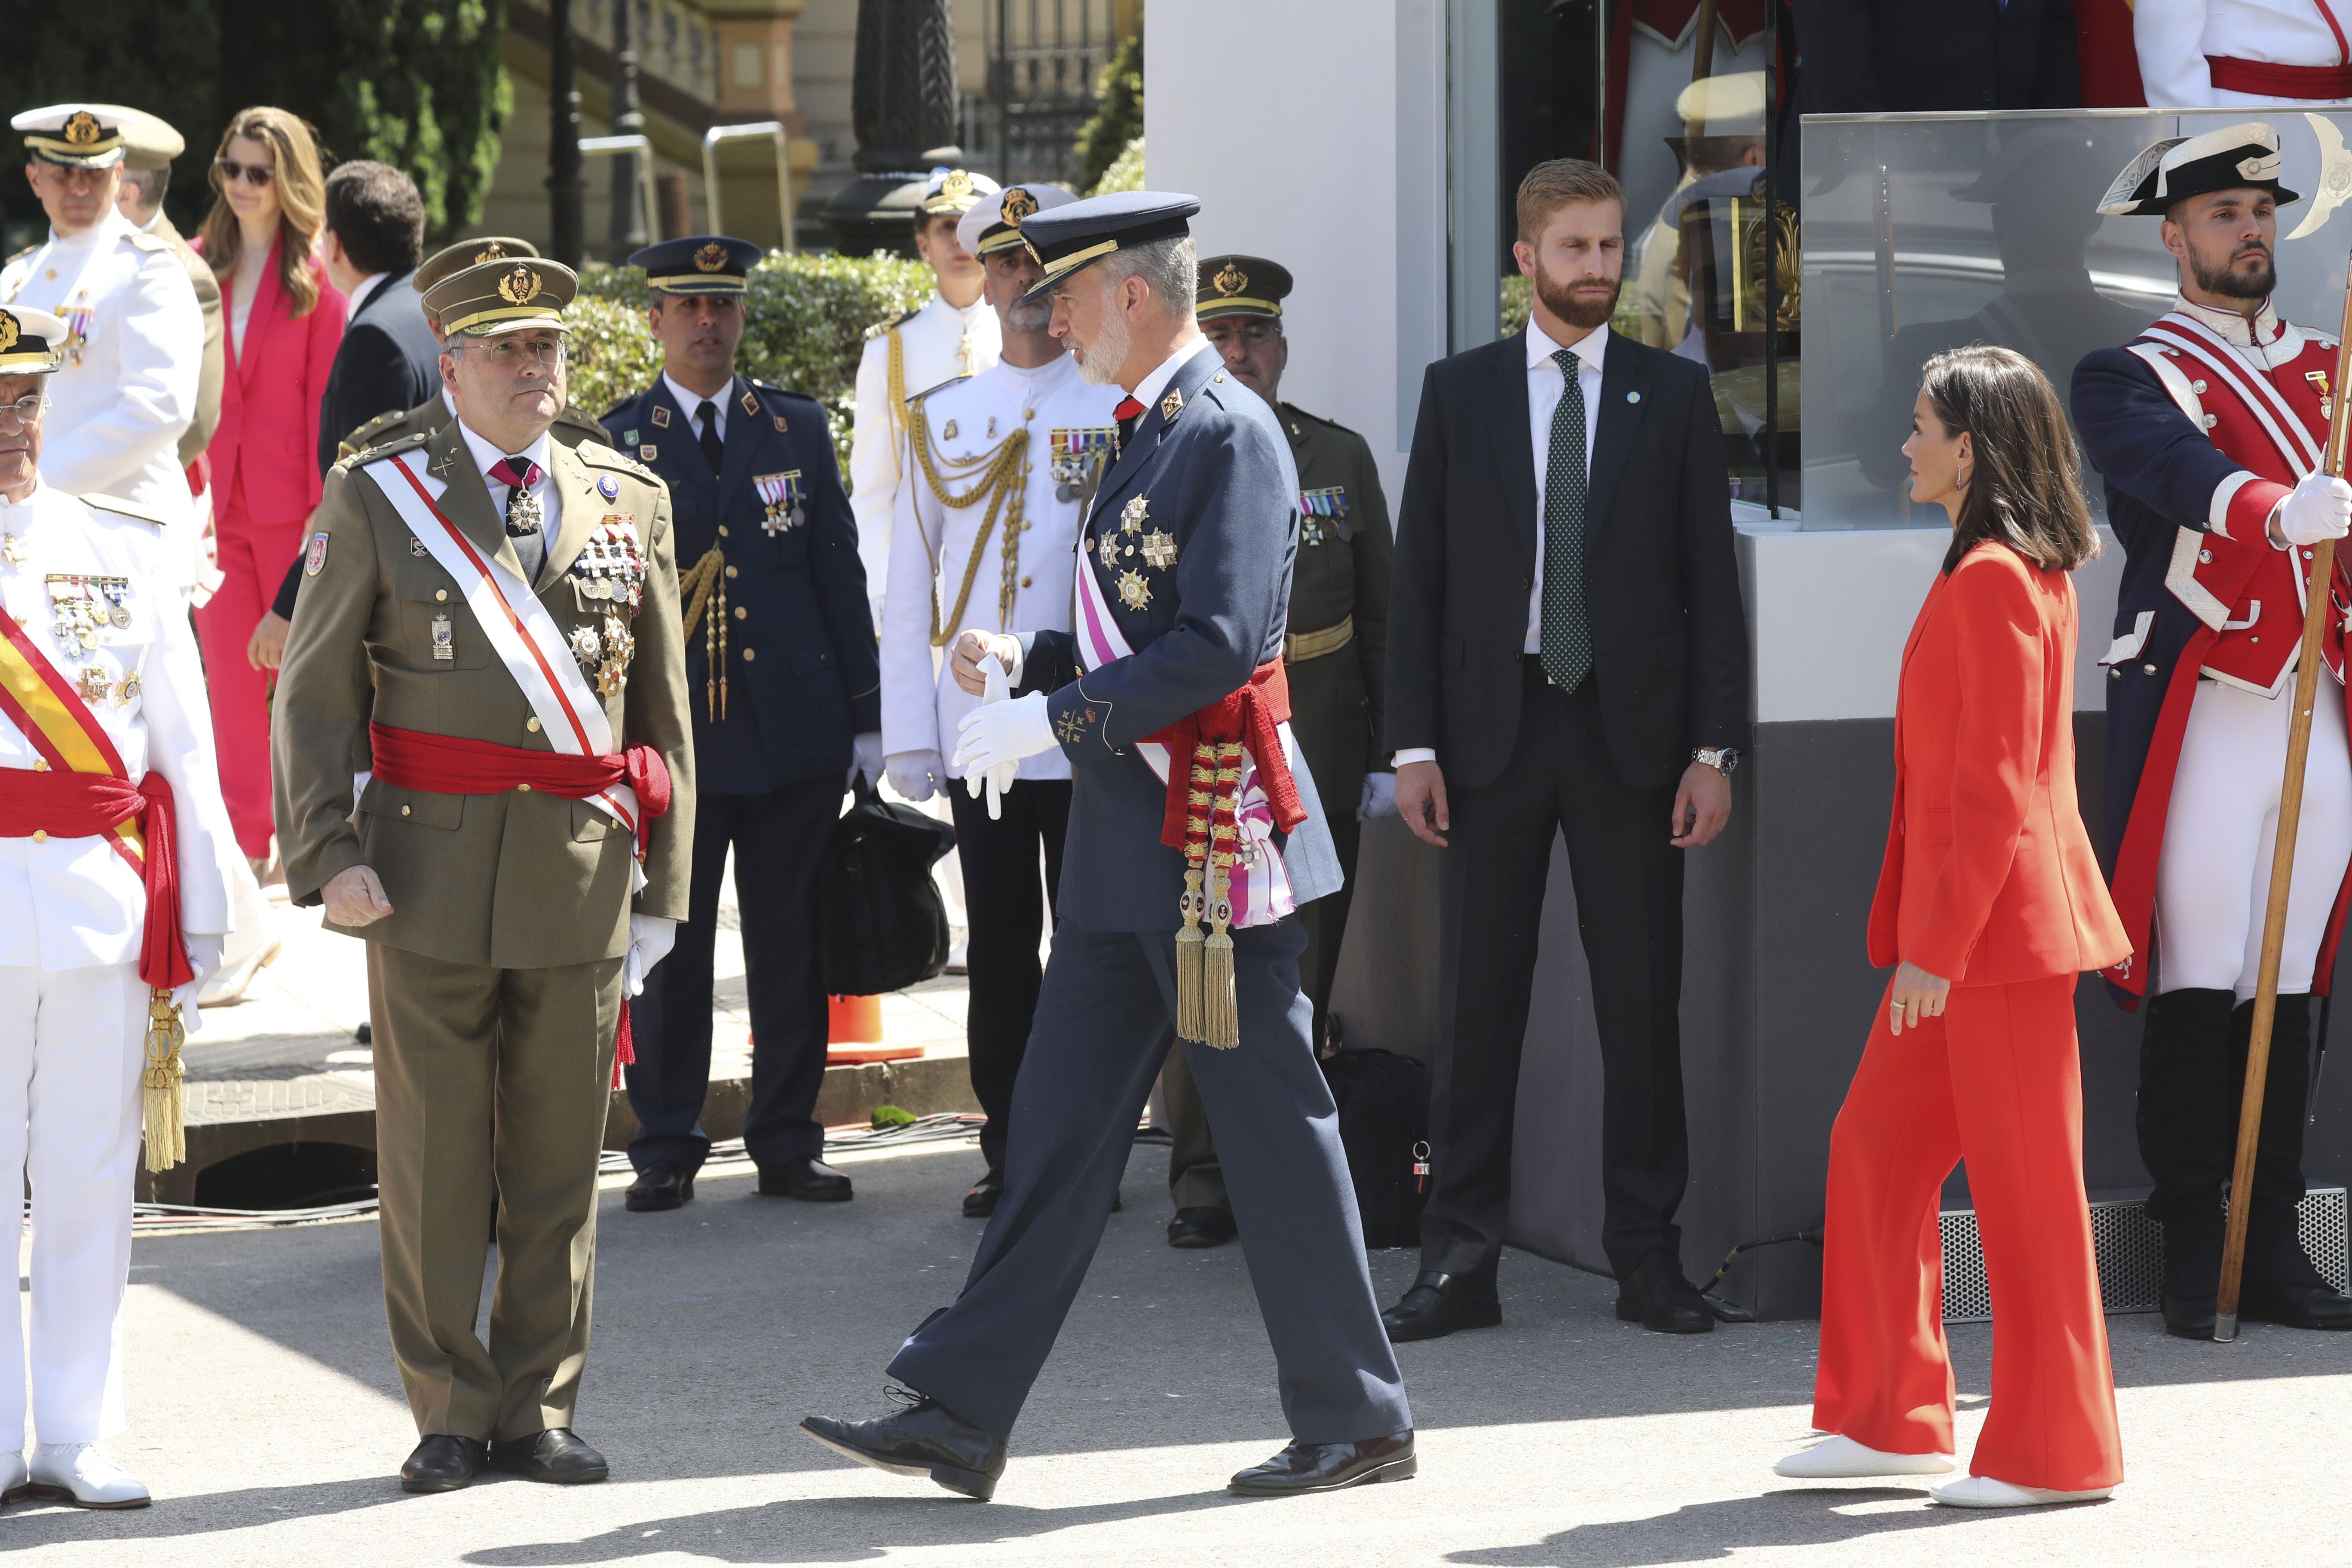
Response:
[906,398,1032,645]
[679,546,729,720]
[883,328,906,487]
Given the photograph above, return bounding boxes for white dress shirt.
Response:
[1393,320,1608,770]
[663,371,729,444]
[347,272,392,316]
[455,420,557,582]
[1128,337,1217,418]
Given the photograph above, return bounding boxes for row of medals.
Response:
[48,574,140,704]
[568,529,645,696]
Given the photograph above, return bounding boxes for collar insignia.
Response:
[1160,387,1185,421]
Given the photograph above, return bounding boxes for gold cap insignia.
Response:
[1001,187,1038,225]
[63,112,102,148]
[694,242,728,273]
[0,314,18,353]
[497,265,544,306]
[942,170,973,200]
[1212,263,1247,297]
[474,242,511,264]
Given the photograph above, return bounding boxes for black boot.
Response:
[2139,988,2235,1333]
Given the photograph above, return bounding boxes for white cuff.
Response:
[1390,747,1438,767]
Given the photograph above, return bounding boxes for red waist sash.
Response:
[0,768,189,989]
[368,723,673,853]
[1142,659,1308,850]
[2207,55,2352,97]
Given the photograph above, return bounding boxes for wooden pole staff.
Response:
[2215,261,2352,1341]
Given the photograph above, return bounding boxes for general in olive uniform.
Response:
[273,258,692,1493]
[603,236,883,1211]
[1157,255,1395,1246]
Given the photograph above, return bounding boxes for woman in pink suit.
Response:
[191,107,344,872]
[1776,346,2131,1507]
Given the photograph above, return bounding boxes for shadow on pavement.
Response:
[1445,1485,2060,1566]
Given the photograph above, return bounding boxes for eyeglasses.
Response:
[215,157,275,188]
[0,394,48,430]
[469,338,567,368]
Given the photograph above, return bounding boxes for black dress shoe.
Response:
[1167,1206,1236,1248]
[802,1392,1008,1501]
[400,1434,488,1494]
[625,1161,694,1213]
[2240,1277,2352,1329]
[488,1428,609,1485]
[1616,1260,1715,1334]
[962,1169,1004,1218]
[1228,1432,1417,1495]
[1380,1269,1501,1342]
[758,1158,854,1202]
[2162,1292,2218,1339]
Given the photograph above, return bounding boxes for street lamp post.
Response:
[822,0,965,255]
[609,0,649,260]
[548,0,588,268]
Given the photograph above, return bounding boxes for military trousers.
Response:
[888,919,1412,1446]
[946,777,1070,1174]
[368,943,622,1440]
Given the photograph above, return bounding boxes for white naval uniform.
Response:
[1,210,204,586]
[2137,0,2352,106]
[848,292,1001,620]
[880,352,1117,781]
[0,483,233,1446]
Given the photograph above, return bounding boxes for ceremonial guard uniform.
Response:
[603,236,882,1208]
[273,259,692,1488]
[1,108,202,570]
[2072,123,2352,1334]
[2137,0,2352,105]
[882,182,1113,1212]
[0,308,233,1507]
[848,168,1002,614]
[806,194,1412,1501]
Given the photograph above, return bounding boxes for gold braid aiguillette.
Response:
[143,989,186,1173]
[1203,742,1245,1050]
[1175,742,1218,1043]
[906,399,1031,642]
[678,545,728,720]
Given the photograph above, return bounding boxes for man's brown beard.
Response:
[1534,266,1621,330]
[2190,242,2275,303]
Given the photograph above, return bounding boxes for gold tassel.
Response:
[142,989,186,1173]
[1176,865,1206,1042]
[1204,856,1238,1050]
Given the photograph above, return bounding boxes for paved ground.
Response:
[12,1133,2352,1567]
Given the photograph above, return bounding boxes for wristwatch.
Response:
[1693,746,1741,778]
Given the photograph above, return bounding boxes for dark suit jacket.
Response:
[1795,0,2080,113]
[1016,346,1341,931]
[601,373,878,794]
[316,269,440,476]
[1384,330,1750,793]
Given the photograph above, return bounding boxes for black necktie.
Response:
[696,398,724,473]
[1539,349,1592,692]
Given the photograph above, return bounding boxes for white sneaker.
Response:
[25,1443,150,1508]
[0,1450,26,1501]
[1930,1474,2113,1507]
[1774,1434,1957,1479]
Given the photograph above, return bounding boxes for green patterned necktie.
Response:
[1540,347,1592,692]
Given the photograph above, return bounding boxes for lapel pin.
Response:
[597,475,620,501]
[1627,390,1641,403]
[740,390,760,416]
[650,405,671,429]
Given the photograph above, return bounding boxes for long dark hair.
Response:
[1920,344,2101,576]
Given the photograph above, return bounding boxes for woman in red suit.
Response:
[191,107,345,871]
[1776,346,2131,1507]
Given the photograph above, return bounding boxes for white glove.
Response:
[624,915,678,998]
[1358,771,1399,821]
[2276,472,2352,547]
[954,681,1054,822]
[886,749,944,802]
[172,933,225,1030]
[848,730,887,791]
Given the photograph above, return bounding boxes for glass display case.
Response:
[1801,108,2352,530]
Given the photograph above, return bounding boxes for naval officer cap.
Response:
[917,167,1001,219]
[12,105,127,169]
[96,105,184,171]
[1018,190,1202,300]
[957,183,1078,258]
[0,308,69,375]
[629,235,764,294]
[422,257,579,338]
[2098,120,2301,216]
[1196,255,1293,322]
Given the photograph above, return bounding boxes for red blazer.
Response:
[1868,541,2129,986]
[205,235,345,527]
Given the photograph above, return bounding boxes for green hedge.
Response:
[570,251,937,472]
[1090,135,1145,197]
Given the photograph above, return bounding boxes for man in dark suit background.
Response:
[1795,0,2081,113]
[1382,158,1750,1342]
[317,162,436,474]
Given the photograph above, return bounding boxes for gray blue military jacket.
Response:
[1015,343,1338,931]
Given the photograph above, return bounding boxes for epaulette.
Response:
[124,230,172,255]
[600,394,637,422]
[1279,401,1348,432]
[751,379,811,403]
[907,372,970,407]
[554,404,608,440]
[337,429,430,472]
[4,244,34,266]
[80,492,168,527]
[334,407,410,461]
[576,440,657,482]
[864,306,922,340]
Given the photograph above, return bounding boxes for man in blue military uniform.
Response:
[603,236,884,1211]
[801,193,1413,1500]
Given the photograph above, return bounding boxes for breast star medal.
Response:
[1097,530,1119,570]
[1140,530,1177,570]
[1117,569,1152,610]
[1120,495,1149,533]
[597,613,635,696]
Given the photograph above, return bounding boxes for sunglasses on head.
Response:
[215,157,275,188]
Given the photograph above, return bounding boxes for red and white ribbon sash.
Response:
[365,450,646,885]
[1072,544,1295,928]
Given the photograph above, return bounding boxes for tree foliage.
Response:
[1072,26,1142,196]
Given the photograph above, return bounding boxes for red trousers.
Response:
[192,501,306,859]
[1813,973,2124,1491]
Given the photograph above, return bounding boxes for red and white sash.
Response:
[1071,546,1296,928]
[364,450,646,886]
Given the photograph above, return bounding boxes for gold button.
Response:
[401,804,412,817]
[718,525,730,538]
[734,605,747,620]
[725,565,738,579]
[518,782,533,792]
[1024,408,1035,420]
[31,758,47,772]
[1021,575,1032,587]
[31,830,46,844]
[741,647,756,662]
[527,717,542,733]
[435,589,448,602]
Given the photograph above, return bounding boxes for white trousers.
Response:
[2156,677,2352,998]
[0,963,149,1446]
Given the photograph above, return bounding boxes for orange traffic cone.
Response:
[824,994,920,1066]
